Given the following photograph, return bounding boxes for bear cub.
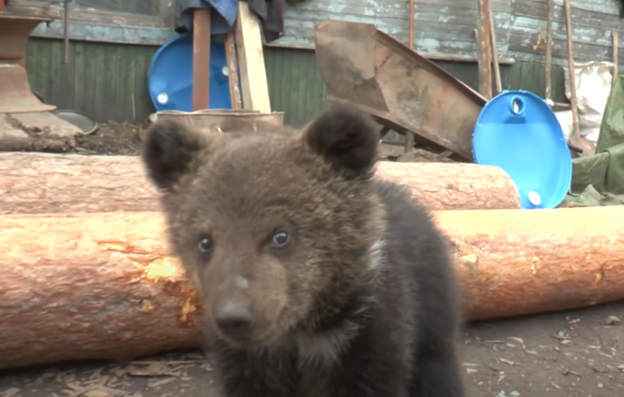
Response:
[142,106,465,397]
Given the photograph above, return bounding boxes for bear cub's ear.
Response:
[141,119,208,190]
[304,105,379,177]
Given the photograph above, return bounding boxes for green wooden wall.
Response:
[25,38,567,127]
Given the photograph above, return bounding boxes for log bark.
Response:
[1,206,623,369]
[0,152,520,213]
[0,212,203,370]
[437,207,624,322]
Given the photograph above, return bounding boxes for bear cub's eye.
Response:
[271,229,290,248]
[197,234,213,255]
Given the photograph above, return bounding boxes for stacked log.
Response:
[0,152,520,214]
[2,207,623,370]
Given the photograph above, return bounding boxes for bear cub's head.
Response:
[142,106,385,350]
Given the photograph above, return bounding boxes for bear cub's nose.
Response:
[214,305,253,337]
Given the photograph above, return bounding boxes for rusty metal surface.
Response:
[0,64,56,113]
[0,5,59,113]
[314,20,486,161]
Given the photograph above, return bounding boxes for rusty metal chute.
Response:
[314,20,487,161]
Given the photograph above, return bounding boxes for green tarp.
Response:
[562,75,624,207]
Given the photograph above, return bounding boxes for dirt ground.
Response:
[72,121,143,156]
[1,301,623,397]
[1,123,623,397]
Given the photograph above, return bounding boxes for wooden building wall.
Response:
[272,0,623,67]
[25,38,567,127]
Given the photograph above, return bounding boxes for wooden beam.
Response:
[408,0,414,50]
[564,0,583,154]
[225,32,242,110]
[234,1,271,113]
[488,5,501,94]
[613,31,619,86]
[476,0,492,99]
[545,0,553,101]
[192,9,211,111]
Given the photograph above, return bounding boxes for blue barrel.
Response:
[148,34,232,112]
[472,90,572,209]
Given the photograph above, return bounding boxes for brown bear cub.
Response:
[141,106,465,397]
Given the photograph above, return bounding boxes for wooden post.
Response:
[488,5,502,94]
[613,31,619,85]
[234,1,271,113]
[192,9,212,111]
[476,0,492,99]
[225,32,242,109]
[408,0,415,50]
[545,0,553,101]
[564,0,582,153]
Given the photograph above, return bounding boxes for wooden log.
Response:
[0,153,521,214]
[0,212,203,370]
[2,206,623,370]
[438,207,624,322]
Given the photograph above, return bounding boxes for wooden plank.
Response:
[92,41,107,122]
[73,42,86,113]
[103,43,118,119]
[224,32,242,110]
[25,38,158,123]
[564,0,583,154]
[408,0,414,49]
[544,0,553,101]
[235,1,271,113]
[508,0,624,66]
[613,31,619,85]
[489,5,502,94]
[192,9,211,111]
[125,43,138,122]
[269,0,514,61]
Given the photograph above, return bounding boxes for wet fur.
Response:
[141,106,464,397]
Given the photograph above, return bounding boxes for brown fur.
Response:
[142,106,464,397]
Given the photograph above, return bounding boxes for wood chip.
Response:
[499,358,515,366]
[0,388,21,397]
[507,337,524,344]
[605,315,621,325]
[146,378,176,388]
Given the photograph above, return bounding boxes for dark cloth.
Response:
[174,0,286,43]
[175,0,239,35]
[247,0,285,43]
